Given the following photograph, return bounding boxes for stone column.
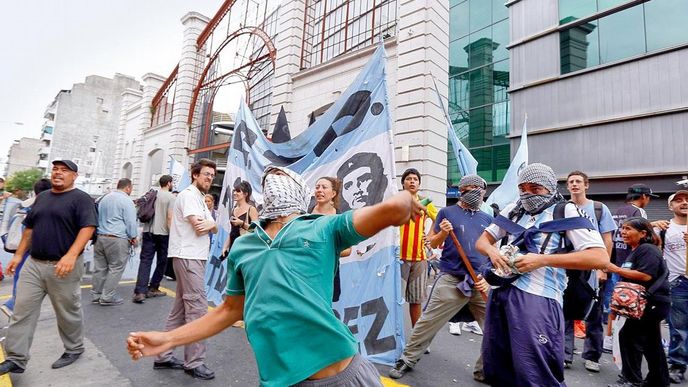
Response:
[169,12,209,169]
[394,0,450,204]
[112,87,142,189]
[268,0,306,136]
[131,73,165,195]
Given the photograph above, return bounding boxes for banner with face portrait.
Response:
[204,44,404,365]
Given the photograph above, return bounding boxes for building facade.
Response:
[117,0,452,202]
[505,0,688,218]
[42,74,141,195]
[5,137,41,177]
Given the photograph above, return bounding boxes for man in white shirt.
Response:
[153,159,217,381]
[664,190,688,383]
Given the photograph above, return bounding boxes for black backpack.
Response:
[503,200,602,320]
[135,189,157,223]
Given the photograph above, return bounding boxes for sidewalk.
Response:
[0,276,131,387]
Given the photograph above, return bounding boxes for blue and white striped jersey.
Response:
[485,202,605,306]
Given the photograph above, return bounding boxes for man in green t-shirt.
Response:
[127,166,425,386]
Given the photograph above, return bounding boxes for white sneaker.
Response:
[449,322,462,335]
[462,321,483,335]
[603,336,613,353]
[584,360,600,372]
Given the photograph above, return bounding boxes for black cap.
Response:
[52,160,78,172]
[627,183,658,198]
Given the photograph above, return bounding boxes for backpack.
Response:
[135,189,157,223]
[1,209,26,253]
[492,200,600,320]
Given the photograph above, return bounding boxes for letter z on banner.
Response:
[204,44,404,365]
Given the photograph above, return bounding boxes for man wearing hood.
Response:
[476,163,608,386]
[127,165,426,387]
[389,174,492,382]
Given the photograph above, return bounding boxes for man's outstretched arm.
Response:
[352,191,424,237]
[127,295,244,360]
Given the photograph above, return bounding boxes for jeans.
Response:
[669,276,688,371]
[134,233,169,294]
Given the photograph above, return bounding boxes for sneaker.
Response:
[449,322,462,336]
[669,367,685,384]
[424,347,430,354]
[603,336,613,353]
[146,288,166,298]
[463,321,483,335]
[388,359,412,379]
[584,359,600,372]
[99,297,124,306]
[132,293,146,304]
[564,360,573,369]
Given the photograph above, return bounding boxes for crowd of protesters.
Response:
[0,157,686,387]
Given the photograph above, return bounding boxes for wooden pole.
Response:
[447,229,488,301]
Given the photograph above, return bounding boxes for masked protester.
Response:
[127,165,428,386]
[390,174,492,382]
[475,163,608,386]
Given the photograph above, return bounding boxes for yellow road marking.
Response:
[381,376,411,386]
[0,348,11,387]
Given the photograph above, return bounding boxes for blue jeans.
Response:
[602,273,620,319]
[134,233,169,294]
[669,276,688,371]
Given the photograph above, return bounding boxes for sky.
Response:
[0,0,229,174]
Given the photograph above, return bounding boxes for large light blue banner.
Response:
[203,45,404,365]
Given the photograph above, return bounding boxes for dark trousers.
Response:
[619,307,670,386]
[134,233,169,294]
[482,286,565,387]
[563,298,604,363]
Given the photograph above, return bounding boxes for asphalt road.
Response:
[0,249,638,386]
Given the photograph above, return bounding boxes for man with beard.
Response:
[475,163,607,386]
[389,174,492,382]
[152,158,217,380]
[663,190,688,383]
[127,165,425,387]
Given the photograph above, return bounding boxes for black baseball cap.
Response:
[627,183,658,197]
[52,160,78,172]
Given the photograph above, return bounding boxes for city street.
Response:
[0,251,627,387]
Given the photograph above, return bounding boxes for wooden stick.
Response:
[447,229,488,301]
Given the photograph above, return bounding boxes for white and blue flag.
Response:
[204,44,404,365]
[486,115,529,210]
[168,156,191,192]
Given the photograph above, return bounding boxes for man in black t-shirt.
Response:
[0,160,97,375]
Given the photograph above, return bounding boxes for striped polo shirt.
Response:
[399,195,438,261]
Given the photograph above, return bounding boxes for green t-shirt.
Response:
[226,211,367,387]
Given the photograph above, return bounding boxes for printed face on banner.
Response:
[336,152,388,212]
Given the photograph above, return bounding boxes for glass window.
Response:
[598,0,632,11]
[469,0,491,33]
[560,20,599,74]
[644,0,688,52]
[467,26,493,70]
[492,0,508,22]
[452,1,470,39]
[559,0,596,24]
[449,36,469,74]
[492,19,509,62]
[598,5,645,63]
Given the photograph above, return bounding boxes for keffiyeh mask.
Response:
[517,163,560,215]
[260,166,311,220]
[458,174,487,211]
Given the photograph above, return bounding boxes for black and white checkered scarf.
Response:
[260,166,311,220]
